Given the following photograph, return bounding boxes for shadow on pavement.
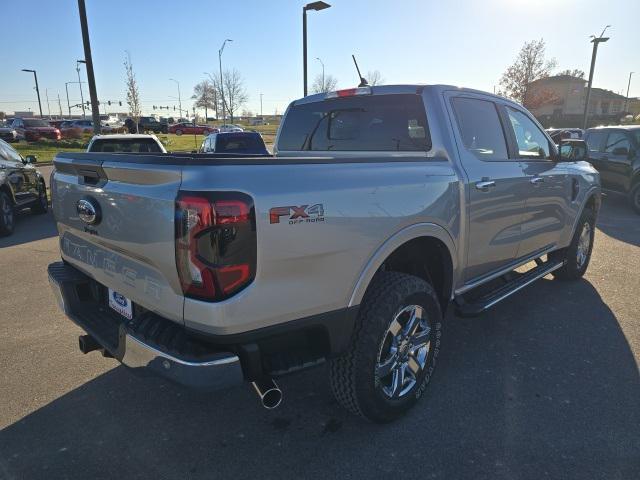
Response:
[596,194,640,248]
[0,278,638,480]
[0,210,57,249]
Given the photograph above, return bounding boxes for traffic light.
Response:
[119,101,122,106]
[107,100,111,106]
[153,105,156,110]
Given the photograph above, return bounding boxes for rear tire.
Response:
[550,207,595,280]
[0,191,15,236]
[175,129,183,136]
[629,182,640,215]
[329,271,443,423]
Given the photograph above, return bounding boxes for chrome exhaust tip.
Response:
[251,378,283,409]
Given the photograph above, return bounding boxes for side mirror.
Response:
[612,146,629,156]
[558,139,587,162]
[24,154,38,164]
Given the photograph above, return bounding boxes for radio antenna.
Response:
[352,55,369,87]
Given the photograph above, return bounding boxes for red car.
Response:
[11,118,61,141]
[168,122,217,136]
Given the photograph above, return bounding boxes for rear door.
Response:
[502,105,569,257]
[447,94,527,282]
[585,130,612,189]
[51,154,185,324]
[602,130,634,192]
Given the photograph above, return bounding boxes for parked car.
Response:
[0,139,48,236]
[48,84,599,422]
[137,116,168,134]
[584,125,640,213]
[99,115,124,131]
[199,131,269,155]
[168,122,217,136]
[0,122,19,142]
[11,118,60,141]
[86,134,166,153]
[218,124,244,133]
[546,128,583,143]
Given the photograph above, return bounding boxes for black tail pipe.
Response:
[78,334,102,354]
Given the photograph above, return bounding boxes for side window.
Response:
[585,131,606,152]
[1,141,22,162]
[604,132,631,155]
[451,97,508,160]
[506,107,552,160]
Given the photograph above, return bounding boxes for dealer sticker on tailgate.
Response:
[108,288,133,320]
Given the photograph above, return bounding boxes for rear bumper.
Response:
[48,261,244,390]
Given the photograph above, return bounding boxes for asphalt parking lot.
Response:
[0,194,638,480]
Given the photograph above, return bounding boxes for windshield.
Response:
[23,119,50,127]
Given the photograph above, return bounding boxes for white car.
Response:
[86,134,167,153]
[218,124,244,133]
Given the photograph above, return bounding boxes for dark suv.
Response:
[138,116,168,134]
[584,126,640,213]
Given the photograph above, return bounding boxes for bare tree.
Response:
[212,69,248,124]
[311,73,338,94]
[241,109,254,118]
[367,70,384,86]
[557,68,586,79]
[124,52,141,132]
[192,80,217,121]
[498,39,557,106]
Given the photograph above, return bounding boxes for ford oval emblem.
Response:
[77,198,101,225]
[112,291,128,307]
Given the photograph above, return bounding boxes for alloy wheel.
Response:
[375,304,432,399]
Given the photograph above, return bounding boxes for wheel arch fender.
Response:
[569,187,601,239]
[348,223,458,308]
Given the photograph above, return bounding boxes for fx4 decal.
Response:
[269,204,325,224]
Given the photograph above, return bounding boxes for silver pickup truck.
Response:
[48,85,600,422]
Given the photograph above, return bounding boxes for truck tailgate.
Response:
[52,153,184,324]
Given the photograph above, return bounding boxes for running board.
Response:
[455,259,564,317]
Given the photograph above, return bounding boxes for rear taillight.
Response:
[325,86,372,99]
[175,191,256,302]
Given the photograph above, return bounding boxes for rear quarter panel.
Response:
[181,157,460,335]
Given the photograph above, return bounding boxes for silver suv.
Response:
[48,85,600,422]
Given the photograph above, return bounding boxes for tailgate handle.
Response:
[78,168,104,186]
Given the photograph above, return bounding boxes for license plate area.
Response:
[108,288,133,320]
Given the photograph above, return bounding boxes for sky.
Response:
[1,0,639,118]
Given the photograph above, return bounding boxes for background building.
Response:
[526,75,632,127]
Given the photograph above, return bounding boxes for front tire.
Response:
[0,191,15,236]
[175,129,183,136]
[550,207,595,280]
[329,272,443,423]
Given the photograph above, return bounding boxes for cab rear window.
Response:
[89,139,162,153]
[278,94,430,152]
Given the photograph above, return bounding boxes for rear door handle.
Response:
[475,180,496,191]
[530,176,545,185]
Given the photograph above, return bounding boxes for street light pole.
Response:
[77,0,101,134]
[218,39,232,124]
[21,69,43,117]
[625,72,634,112]
[302,2,330,97]
[169,78,182,116]
[260,93,263,117]
[316,57,324,91]
[582,25,611,129]
[76,60,86,118]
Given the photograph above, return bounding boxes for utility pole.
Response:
[625,72,634,112]
[260,93,263,117]
[76,61,86,118]
[582,25,611,129]
[77,0,101,134]
[169,78,182,116]
[45,88,51,119]
[219,39,232,124]
[21,69,43,117]
[316,57,324,91]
